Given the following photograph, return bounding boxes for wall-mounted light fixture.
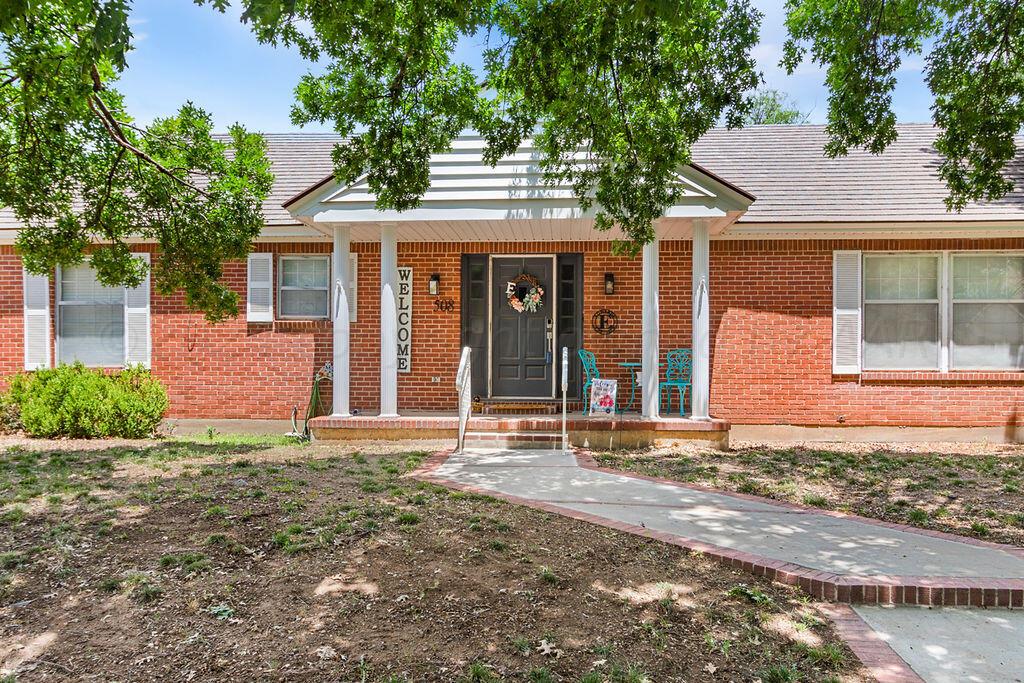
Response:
[428,273,441,296]
[604,273,615,295]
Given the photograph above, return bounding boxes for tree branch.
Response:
[87,67,210,198]
[88,146,126,231]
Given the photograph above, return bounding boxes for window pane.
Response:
[60,264,124,304]
[952,255,1024,300]
[863,303,939,369]
[281,258,328,288]
[952,302,1024,369]
[59,304,124,366]
[864,256,938,300]
[280,289,328,317]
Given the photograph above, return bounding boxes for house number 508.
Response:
[433,298,455,313]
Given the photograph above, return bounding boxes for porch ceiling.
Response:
[284,136,753,242]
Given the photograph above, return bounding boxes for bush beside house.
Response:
[0,364,168,438]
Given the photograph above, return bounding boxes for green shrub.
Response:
[0,390,20,433]
[2,363,168,438]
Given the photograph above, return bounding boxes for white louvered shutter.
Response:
[833,251,862,374]
[23,268,51,370]
[125,253,151,367]
[348,253,358,322]
[247,252,273,322]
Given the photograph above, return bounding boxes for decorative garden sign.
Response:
[589,378,618,415]
[506,273,544,313]
[397,267,412,373]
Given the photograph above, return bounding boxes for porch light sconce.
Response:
[428,273,441,296]
[604,273,615,295]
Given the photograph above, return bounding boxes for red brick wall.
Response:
[0,246,25,385]
[708,238,1024,427]
[2,238,1023,426]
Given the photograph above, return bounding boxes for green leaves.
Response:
[1,0,272,322]
[784,0,1023,210]
[239,0,762,248]
[742,89,808,125]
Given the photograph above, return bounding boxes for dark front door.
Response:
[491,256,554,398]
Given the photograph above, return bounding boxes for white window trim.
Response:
[55,262,128,368]
[861,249,1024,373]
[277,254,331,320]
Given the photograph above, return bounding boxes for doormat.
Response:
[481,402,558,415]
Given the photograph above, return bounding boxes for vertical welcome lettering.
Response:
[397,266,412,373]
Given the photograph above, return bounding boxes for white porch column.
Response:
[331,224,352,418]
[641,236,660,418]
[379,222,399,417]
[691,221,711,420]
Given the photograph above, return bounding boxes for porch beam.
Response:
[379,222,400,417]
[641,236,660,418]
[691,221,711,420]
[331,224,352,417]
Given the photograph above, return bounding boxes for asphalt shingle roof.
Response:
[690,123,1024,223]
[4,124,1024,231]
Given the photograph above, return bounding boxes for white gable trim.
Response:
[287,136,752,226]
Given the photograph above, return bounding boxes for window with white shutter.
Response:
[23,268,51,370]
[247,252,273,322]
[832,251,862,374]
[55,256,150,369]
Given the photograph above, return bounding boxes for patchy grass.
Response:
[0,435,865,680]
[596,441,1024,546]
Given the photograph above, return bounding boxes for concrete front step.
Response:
[463,432,565,450]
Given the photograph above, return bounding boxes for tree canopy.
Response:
[784,0,1024,210]
[742,88,809,125]
[224,0,763,250]
[0,0,272,321]
[3,0,1023,320]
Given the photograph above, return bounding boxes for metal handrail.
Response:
[455,346,472,453]
[561,346,569,453]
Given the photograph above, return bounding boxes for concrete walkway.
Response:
[853,606,1024,683]
[414,447,1024,683]
[422,448,1024,582]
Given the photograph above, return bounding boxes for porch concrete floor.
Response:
[427,448,1024,579]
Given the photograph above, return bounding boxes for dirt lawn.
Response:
[595,439,1024,548]
[0,436,866,682]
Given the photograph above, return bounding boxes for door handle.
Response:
[545,317,554,363]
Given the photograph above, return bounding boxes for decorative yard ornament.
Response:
[506,273,544,314]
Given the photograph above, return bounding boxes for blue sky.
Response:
[118,0,934,133]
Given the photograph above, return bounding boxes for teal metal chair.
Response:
[578,349,599,415]
[660,348,692,416]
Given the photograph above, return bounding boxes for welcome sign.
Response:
[397,266,412,373]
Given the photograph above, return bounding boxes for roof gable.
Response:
[286,136,753,224]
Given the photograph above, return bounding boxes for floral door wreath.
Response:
[506,273,544,313]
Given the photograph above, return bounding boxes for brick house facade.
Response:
[4,237,1024,427]
[3,127,1024,428]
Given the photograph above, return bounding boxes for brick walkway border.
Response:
[819,604,925,683]
[410,448,1024,607]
